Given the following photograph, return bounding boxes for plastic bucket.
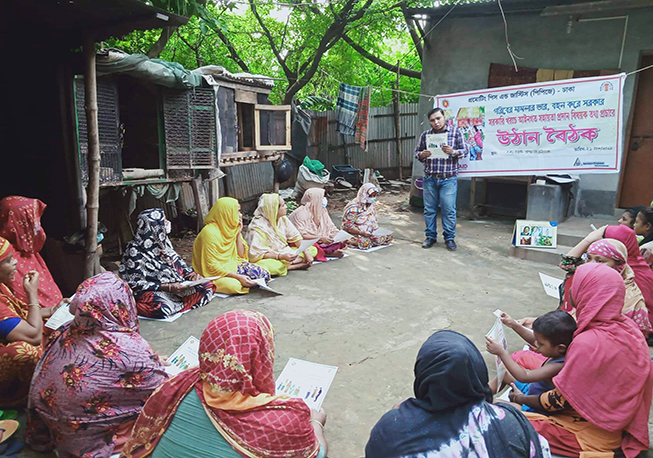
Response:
[414,177,424,197]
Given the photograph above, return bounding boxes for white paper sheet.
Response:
[313,253,350,265]
[294,238,319,256]
[486,318,507,384]
[165,336,200,376]
[538,272,563,300]
[372,227,393,237]
[350,243,393,253]
[275,358,338,411]
[496,388,512,402]
[425,133,449,159]
[333,230,353,244]
[45,302,75,330]
[252,277,283,295]
[179,276,220,288]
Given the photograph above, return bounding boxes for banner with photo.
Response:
[434,74,625,177]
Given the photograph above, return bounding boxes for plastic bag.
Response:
[293,165,330,199]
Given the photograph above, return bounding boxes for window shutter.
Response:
[74,77,122,185]
[163,88,217,169]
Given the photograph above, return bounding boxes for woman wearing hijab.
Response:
[289,188,346,260]
[26,272,168,457]
[121,309,328,458]
[0,196,63,309]
[192,198,270,295]
[555,238,652,335]
[0,237,55,407]
[511,263,653,458]
[342,184,393,250]
[119,209,215,318]
[247,193,317,275]
[365,330,551,457]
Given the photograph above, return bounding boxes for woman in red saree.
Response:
[0,236,52,407]
[511,263,653,458]
[0,196,63,309]
[121,309,327,458]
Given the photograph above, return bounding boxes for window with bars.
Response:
[74,77,123,186]
[162,88,217,169]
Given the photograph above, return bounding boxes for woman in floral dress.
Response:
[27,272,168,457]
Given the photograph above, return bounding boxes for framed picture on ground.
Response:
[512,220,558,248]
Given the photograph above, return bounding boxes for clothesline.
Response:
[319,68,436,99]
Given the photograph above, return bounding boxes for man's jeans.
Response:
[423,176,458,242]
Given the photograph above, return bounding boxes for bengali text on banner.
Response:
[434,73,625,177]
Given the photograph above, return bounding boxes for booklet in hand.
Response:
[165,336,200,376]
[178,276,221,288]
[275,358,338,411]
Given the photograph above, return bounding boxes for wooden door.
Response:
[620,55,653,208]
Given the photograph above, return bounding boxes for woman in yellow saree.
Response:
[246,194,318,276]
[192,198,270,295]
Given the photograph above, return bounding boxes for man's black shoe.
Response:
[445,240,457,251]
[422,238,436,249]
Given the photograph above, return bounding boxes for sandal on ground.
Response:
[0,421,19,445]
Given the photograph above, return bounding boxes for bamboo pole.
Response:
[83,35,100,279]
[393,63,404,180]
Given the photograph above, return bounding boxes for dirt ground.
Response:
[19,189,653,458]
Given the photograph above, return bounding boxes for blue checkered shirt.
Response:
[414,127,467,177]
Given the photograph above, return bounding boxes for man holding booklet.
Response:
[414,107,466,251]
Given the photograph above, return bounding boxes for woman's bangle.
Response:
[28,303,41,309]
[276,253,280,260]
[309,419,324,429]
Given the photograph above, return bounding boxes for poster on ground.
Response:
[435,73,625,177]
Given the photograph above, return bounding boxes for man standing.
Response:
[414,108,466,251]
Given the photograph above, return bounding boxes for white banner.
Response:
[435,74,625,177]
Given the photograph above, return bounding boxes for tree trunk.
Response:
[147,26,178,58]
[83,35,100,279]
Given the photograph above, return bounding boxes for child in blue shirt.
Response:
[486,309,576,414]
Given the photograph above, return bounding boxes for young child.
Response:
[486,309,576,414]
[618,206,645,229]
[634,207,653,269]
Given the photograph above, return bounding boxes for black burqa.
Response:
[365,330,551,458]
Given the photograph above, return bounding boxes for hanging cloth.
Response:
[355,86,371,151]
[335,83,361,136]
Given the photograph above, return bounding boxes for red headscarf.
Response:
[0,196,63,308]
[605,225,653,321]
[0,237,12,263]
[122,310,320,458]
[554,263,653,458]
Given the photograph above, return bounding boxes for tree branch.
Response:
[215,28,250,72]
[402,6,423,61]
[248,0,292,76]
[147,26,179,58]
[342,34,421,78]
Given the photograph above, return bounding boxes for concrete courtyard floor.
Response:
[19,195,653,457]
[143,207,570,457]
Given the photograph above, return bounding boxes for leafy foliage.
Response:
[107,0,464,107]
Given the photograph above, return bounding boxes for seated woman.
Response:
[27,272,168,457]
[634,207,653,269]
[247,193,318,275]
[121,309,328,458]
[192,197,270,295]
[511,263,653,458]
[365,330,550,457]
[342,184,393,250]
[558,238,652,335]
[0,237,58,407]
[0,196,63,309]
[289,188,346,259]
[119,209,215,318]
